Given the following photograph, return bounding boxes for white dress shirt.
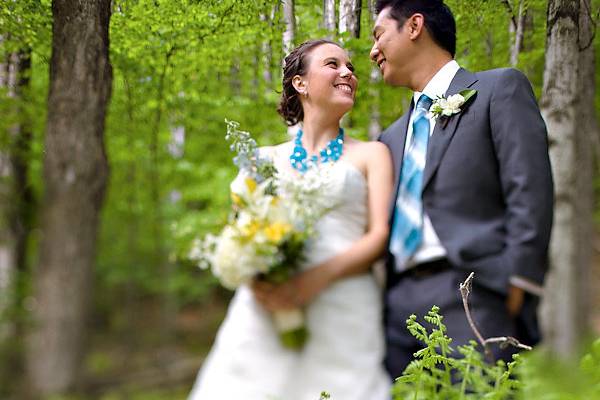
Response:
[401,60,460,267]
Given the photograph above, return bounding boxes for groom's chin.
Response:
[380,70,401,86]
[382,75,403,87]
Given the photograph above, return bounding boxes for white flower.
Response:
[277,163,334,225]
[444,94,464,114]
[189,235,218,270]
[433,94,463,117]
[428,90,477,120]
[211,226,276,289]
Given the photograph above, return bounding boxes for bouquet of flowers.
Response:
[189,120,331,349]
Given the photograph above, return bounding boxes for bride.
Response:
[189,39,393,400]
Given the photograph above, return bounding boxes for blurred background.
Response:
[0,0,599,399]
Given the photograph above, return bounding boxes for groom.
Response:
[371,0,554,378]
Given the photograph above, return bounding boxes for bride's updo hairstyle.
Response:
[278,39,341,126]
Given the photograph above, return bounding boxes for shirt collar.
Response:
[413,60,461,105]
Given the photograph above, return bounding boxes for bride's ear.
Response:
[292,75,308,97]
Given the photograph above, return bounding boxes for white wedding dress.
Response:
[189,143,391,400]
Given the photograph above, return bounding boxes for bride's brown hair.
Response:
[277,39,341,126]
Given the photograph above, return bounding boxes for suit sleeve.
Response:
[489,68,554,291]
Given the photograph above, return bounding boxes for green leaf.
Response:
[459,89,477,104]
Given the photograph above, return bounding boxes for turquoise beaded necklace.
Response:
[290,128,345,173]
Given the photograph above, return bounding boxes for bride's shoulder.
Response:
[258,141,293,158]
[346,138,390,157]
[346,139,392,176]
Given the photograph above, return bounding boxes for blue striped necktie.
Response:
[390,94,433,271]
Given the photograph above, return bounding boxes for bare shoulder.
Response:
[259,141,291,157]
[346,137,385,150]
[348,139,390,160]
[367,140,390,155]
[343,138,391,178]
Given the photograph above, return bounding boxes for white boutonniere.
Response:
[429,89,477,121]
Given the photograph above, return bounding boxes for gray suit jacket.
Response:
[380,67,553,296]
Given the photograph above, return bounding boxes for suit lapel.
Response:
[422,68,478,191]
[388,101,413,218]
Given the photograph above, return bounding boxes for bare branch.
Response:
[459,272,533,362]
[484,336,533,351]
[459,272,493,361]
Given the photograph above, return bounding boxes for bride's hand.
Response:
[252,264,335,312]
[287,265,335,307]
[251,279,297,312]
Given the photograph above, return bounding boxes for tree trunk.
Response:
[0,47,18,341]
[539,0,582,357]
[339,0,361,39]
[122,75,141,355]
[507,0,526,66]
[150,50,176,349]
[25,0,112,396]
[368,67,382,140]
[282,0,297,136]
[338,0,361,129]
[11,49,34,300]
[323,0,336,38]
[282,0,295,55]
[573,0,597,343]
[0,43,32,342]
[367,0,381,140]
[230,59,241,95]
[260,10,274,88]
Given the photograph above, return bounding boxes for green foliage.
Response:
[518,338,600,399]
[389,307,600,400]
[101,0,279,305]
[0,0,51,55]
[392,306,522,400]
[2,0,567,313]
[3,0,600,396]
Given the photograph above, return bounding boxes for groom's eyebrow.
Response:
[372,26,381,38]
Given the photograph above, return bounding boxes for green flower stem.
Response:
[279,326,309,350]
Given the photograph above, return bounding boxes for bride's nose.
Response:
[339,66,352,78]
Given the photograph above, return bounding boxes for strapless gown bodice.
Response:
[300,160,369,266]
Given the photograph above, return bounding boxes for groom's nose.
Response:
[370,44,379,62]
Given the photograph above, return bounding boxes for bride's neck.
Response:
[300,113,340,153]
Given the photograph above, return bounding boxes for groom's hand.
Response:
[506,285,525,317]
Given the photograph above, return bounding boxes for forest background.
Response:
[1,0,599,399]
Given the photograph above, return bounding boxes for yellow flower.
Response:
[231,192,243,206]
[240,221,261,239]
[263,222,292,243]
[245,177,257,193]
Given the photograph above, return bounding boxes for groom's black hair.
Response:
[375,0,456,57]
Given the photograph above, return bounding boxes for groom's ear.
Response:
[405,13,425,40]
